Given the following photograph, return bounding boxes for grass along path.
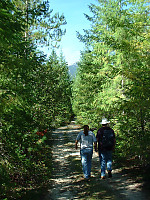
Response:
[44,121,149,200]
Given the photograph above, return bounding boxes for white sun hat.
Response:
[100,118,110,124]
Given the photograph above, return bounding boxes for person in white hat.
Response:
[96,118,116,179]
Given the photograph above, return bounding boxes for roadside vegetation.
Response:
[0,0,72,199]
[0,0,149,199]
[72,0,150,179]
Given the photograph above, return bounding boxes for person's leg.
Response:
[87,149,93,178]
[98,150,102,177]
[98,150,102,165]
[81,149,88,179]
[106,151,113,177]
[100,151,106,178]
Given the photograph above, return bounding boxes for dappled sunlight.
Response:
[44,122,149,200]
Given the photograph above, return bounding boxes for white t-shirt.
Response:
[76,131,97,150]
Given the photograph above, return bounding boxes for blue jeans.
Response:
[80,148,93,179]
[99,150,112,177]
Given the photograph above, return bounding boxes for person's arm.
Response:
[114,138,116,146]
[93,132,98,152]
[94,141,97,152]
[75,132,81,149]
[96,129,101,150]
[75,140,78,150]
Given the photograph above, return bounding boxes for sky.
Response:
[40,0,98,65]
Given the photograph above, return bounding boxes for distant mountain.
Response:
[68,63,78,78]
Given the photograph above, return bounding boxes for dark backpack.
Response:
[102,129,114,150]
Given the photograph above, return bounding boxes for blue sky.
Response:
[41,0,98,65]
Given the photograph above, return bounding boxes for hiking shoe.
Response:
[108,171,112,178]
[101,176,106,179]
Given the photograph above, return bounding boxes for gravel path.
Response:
[44,122,149,200]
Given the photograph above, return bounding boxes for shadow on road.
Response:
[21,122,150,200]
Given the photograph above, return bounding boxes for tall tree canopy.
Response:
[72,0,150,164]
[12,0,66,47]
[0,0,72,198]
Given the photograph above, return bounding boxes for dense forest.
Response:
[0,0,149,199]
[0,0,72,198]
[72,0,150,172]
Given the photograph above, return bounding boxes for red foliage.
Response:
[43,129,47,133]
[36,129,47,137]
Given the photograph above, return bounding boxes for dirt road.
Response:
[44,122,149,200]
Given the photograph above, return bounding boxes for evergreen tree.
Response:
[12,0,66,47]
[45,50,72,126]
[73,0,150,164]
[0,0,72,198]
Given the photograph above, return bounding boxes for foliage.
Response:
[12,0,66,47]
[0,0,72,199]
[72,0,150,166]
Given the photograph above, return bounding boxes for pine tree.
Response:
[12,0,66,47]
[0,1,71,197]
[73,0,150,163]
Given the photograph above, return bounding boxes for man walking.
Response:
[96,118,116,179]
